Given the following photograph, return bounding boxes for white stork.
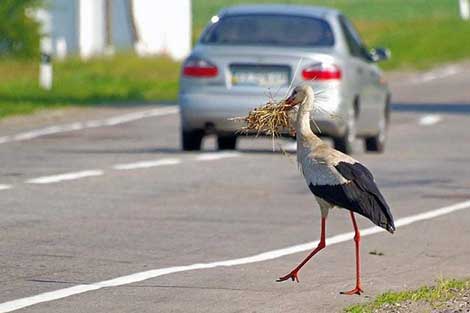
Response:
[276,85,395,295]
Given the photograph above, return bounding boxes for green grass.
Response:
[345,278,470,313]
[193,0,470,70]
[193,0,459,26]
[0,55,180,118]
[1,0,470,119]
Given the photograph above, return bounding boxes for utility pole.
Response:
[104,0,114,55]
[460,0,470,20]
[127,0,140,48]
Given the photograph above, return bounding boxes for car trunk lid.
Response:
[193,45,339,95]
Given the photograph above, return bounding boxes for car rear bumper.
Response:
[179,91,347,137]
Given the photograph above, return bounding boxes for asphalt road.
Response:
[1,63,470,313]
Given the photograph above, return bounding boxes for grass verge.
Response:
[1,0,470,119]
[345,278,470,313]
[193,0,470,70]
[0,54,180,119]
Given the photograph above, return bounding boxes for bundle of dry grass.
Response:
[233,100,294,137]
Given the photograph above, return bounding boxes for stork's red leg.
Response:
[341,211,364,295]
[277,217,326,283]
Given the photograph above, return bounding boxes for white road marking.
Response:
[196,152,241,161]
[100,107,176,126]
[408,66,460,85]
[0,184,12,191]
[281,141,297,152]
[113,158,181,170]
[83,120,104,128]
[419,114,442,126]
[26,170,104,184]
[19,153,237,187]
[0,106,178,145]
[2,199,470,313]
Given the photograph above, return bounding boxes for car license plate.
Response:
[230,65,290,87]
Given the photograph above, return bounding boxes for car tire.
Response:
[333,130,354,155]
[217,134,237,150]
[365,105,389,153]
[333,107,356,155]
[182,130,204,151]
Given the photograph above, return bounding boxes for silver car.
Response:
[179,5,391,154]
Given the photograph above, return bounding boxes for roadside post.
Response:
[39,38,53,90]
[460,0,470,20]
[35,8,53,90]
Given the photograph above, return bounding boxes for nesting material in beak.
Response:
[230,99,295,138]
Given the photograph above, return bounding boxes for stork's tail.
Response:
[356,200,395,234]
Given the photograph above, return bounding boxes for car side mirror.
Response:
[369,48,391,62]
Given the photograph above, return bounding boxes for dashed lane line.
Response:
[113,158,181,170]
[23,153,242,186]
[419,114,442,126]
[0,106,178,145]
[26,170,104,184]
[1,199,469,313]
[409,66,460,84]
[393,65,462,86]
[196,152,241,161]
[0,184,12,191]
[281,141,297,152]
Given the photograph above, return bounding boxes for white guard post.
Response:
[460,0,470,20]
[39,38,53,90]
[36,9,53,90]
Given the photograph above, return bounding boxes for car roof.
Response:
[219,4,340,19]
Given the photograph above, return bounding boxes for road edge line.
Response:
[1,200,470,312]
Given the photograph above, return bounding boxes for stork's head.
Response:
[285,85,315,111]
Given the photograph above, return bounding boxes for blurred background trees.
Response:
[0,0,42,58]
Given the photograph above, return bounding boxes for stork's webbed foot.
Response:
[276,270,299,283]
[340,286,364,295]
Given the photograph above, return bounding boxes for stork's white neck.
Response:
[296,97,322,147]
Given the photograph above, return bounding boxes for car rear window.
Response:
[201,14,334,47]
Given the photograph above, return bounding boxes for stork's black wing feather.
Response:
[309,162,396,233]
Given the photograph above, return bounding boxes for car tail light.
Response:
[183,57,218,78]
[301,63,342,80]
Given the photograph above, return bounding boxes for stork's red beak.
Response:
[284,95,297,108]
